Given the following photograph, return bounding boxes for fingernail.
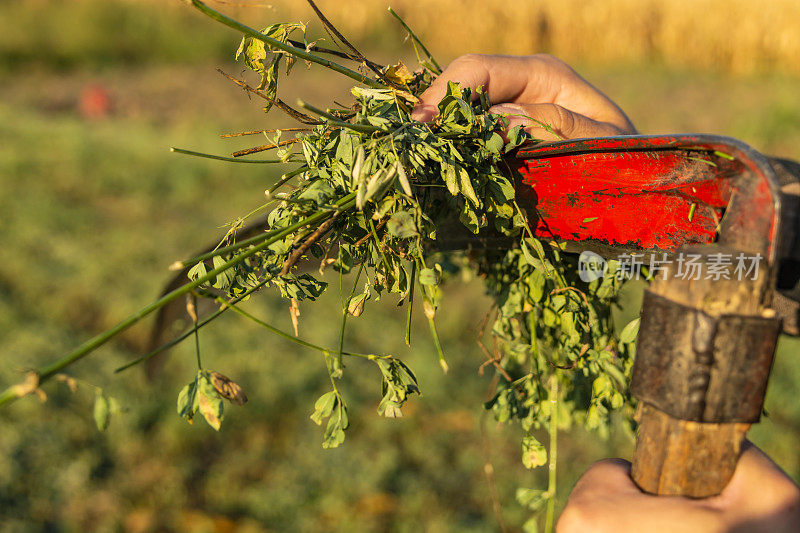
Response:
[489,103,523,115]
[411,104,436,122]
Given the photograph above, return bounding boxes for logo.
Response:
[578,251,607,282]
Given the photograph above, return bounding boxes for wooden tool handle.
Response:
[632,404,748,497]
[630,246,773,497]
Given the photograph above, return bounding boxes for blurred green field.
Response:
[1,1,800,532]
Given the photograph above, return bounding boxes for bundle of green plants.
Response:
[0,1,639,529]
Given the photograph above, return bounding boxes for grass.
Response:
[1,1,800,530]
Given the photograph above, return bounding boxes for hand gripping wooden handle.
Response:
[632,405,750,497]
[630,247,779,498]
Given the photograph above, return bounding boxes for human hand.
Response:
[556,441,800,533]
[412,54,637,141]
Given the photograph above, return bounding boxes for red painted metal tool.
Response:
[515,135,781,259]
[513,133,800,497]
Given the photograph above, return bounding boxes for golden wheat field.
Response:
[168,0,800,74]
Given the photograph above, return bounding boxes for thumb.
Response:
[490,103,628,141]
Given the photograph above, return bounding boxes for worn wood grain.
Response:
[631,245,772,497]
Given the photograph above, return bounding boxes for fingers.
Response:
[558,446,800,533]
[708,441,800,523]
[409,54,489,121]
[557,459,725,533]
[563,458,642,509]
[490,102,629,141]
[411,53,637,136]
[411,54,557,122]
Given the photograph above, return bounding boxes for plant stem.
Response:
[216,68,319,125]
[170,147,285,164]
[427,316,448,374]
[387,7,442,73]
[367,217,392,274]
[297,100,381,134]
[304,0,391,85]
[174,190,350,270]
[114,279,271,373]
[405,261,415,346]
[266,166,308,197]
[220,127,311,138]
[338,263,364,369]
[513,200,568,288]
[0,195,356,409]
[191,294,202,369]
[220,297,374,360]
[232,139,300,158]
[544,375,559,533]
[417,256,447,373]
[190,0,384,89]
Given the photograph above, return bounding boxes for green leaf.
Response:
[459,202,482,234]
[487,174,515,203]
[526,269,545,302]
[458,166,480,207]
[506,125,532,151]
[603,362,627,389]
[322,415,346,449]
[177,384,191,416]
[418,268,439,286]
[347,292,368,317]
[177,380,199,424]
[620,317,641,344]
[583,217,598,223]
[445,80,463,99]
[198,393,224,431]
[323,350,344,379]
[522,516,540,533]
[187,261,207,282]
[387,210,418,238]
[527,237,546,259]
[522,434,548,469]
[310,391,337,425]
[592,374,611,397]
[351,145,365,185]
[520,239,543,270]
[211,255,233,290]
[485,132,504,155]
[298,179,335,205]
[320,396,349,449]
[335,131,355,168]
[93,393,110,432]
[610,392,624,409]
[516,487,549,512]
[561,311,577,339]
[274,274,328,301]
[186,371,224,431]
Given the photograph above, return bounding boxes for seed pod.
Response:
[351,145,365,186]
[356,180,367,210]
[364,169,385,204]
[396,161,412,196]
